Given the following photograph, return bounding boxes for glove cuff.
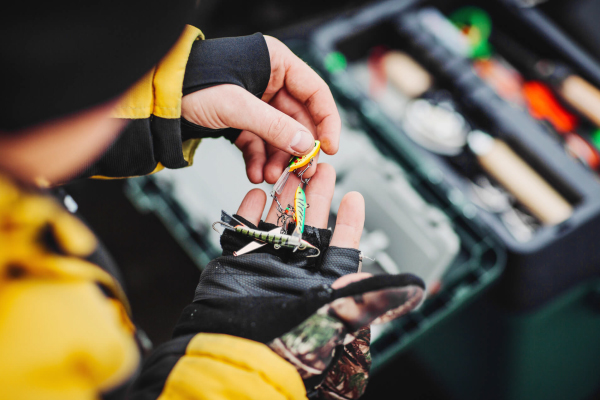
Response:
[181,33,271,144]
[174,273,425,344]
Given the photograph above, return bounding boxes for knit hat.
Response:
[0,0,198,131]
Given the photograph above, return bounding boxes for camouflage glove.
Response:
[268,275,424,399]
[318,326,371,399]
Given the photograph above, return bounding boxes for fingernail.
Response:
[290,131,314,153]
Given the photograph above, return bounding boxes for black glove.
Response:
[174,215,425,399]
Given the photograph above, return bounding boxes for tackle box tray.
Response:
[308,0,600,312]
[125,40,506,373]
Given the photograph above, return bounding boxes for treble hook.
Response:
[296,160,313,185]
[212,220,234,235]
[277,213,291,232]
[305,247,321,258]
[273,195,292,214]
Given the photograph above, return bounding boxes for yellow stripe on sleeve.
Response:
[110,67,156,119]
[158,333,307,400]
[153,25,204,119]
[182,139,202,166]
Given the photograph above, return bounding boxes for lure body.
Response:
[292,185,307,238]
[213,211,319,256]
[232,224,318,253]
[234,224,300,247]
[289,140,321,172]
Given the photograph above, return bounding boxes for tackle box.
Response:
[307,1,600,398]
[309,0,600,311]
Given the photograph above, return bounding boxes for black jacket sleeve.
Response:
[81,33,271,179]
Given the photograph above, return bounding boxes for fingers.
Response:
[304,163,336,229]
[235,131,267,184]
[265,163,335,226]
[330,284,425,332]
[264,88,320,183]
[236,189,267,226]
[269,87,317,135]
[263,36,341,155]
[269,88,318,138]
[182,85,316,156]
[264,147,320,184]
[330,192,365,249]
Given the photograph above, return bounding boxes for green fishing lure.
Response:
[213,211,320,257]
[292,185,307,238]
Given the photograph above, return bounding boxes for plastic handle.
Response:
[559,75,600,128]
[383,51,433,98]
[475,138,573,225]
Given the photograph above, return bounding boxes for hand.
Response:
[175,164,425,398]
[181,36,341,184]
[239,165,421,399]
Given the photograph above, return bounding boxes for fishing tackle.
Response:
[213,211,320,257]
[234,226,282,256]
[274,184,309,234]
[270,140,319,234]
[240,184,309,257]
[403,98,468,156]
[291,185,307,239]
[272,140,321,196]
[273,195,295,231]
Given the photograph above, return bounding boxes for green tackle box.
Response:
[304,0,600,398]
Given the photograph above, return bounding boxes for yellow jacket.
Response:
[0,26,306,400]
[0,173,306,400]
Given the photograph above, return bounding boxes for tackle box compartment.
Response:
[309,0,600,312]
[307,1,600,398]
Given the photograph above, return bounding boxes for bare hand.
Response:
[181,36,341,184]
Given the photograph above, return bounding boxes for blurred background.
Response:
[65,1,600,399]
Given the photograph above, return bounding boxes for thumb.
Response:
[183,84,316,156]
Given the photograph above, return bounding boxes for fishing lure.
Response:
[271,141,318,234]
[241,185,309,257]
[291,185,307,239]
[272,140,321,196]
[213,211,320,257]
[274,185,309,233]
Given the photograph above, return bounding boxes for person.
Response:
[0,1,426,399]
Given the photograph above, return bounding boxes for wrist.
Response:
[180,33,271,142]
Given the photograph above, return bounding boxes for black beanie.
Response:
[0,0,198,131]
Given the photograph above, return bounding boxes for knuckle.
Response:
[266,115,288,142]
